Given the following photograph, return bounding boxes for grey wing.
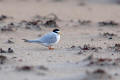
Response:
[39,33,57,44]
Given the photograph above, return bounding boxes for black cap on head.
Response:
[53,29,60,33]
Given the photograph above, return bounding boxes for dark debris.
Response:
[0,55,7,64]
[16,66,33,71]
[78,20,91,25]
[44,20,58,27]
[0,48,7,53]
[108,44,120,52]
[98,20,119,26]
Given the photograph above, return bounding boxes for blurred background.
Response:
[0,0,120,22]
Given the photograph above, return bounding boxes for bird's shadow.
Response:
[29,47,49,51]
[28,47,61,52]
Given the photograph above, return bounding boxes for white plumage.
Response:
[23,29,60,50]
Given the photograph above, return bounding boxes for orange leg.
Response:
[48,46,54,50]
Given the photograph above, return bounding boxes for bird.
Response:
[23,29,60,50]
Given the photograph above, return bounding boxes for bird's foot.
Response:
[48,47,54,50]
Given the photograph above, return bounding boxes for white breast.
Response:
[55,34,60,44]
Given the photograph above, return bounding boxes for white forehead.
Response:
[56,31,60,32]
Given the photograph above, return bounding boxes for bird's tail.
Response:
[22,39,31,42]
[22,39,41,43]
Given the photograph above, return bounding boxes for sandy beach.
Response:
[0,0,120,80]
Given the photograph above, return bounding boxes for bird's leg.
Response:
[48,46,54,50]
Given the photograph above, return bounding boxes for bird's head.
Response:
[53,29,60,34]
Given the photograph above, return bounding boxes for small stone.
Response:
[77,51,83,55]
[38,65,48,71]
[8,48,14,53]
[7,40,14,44]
